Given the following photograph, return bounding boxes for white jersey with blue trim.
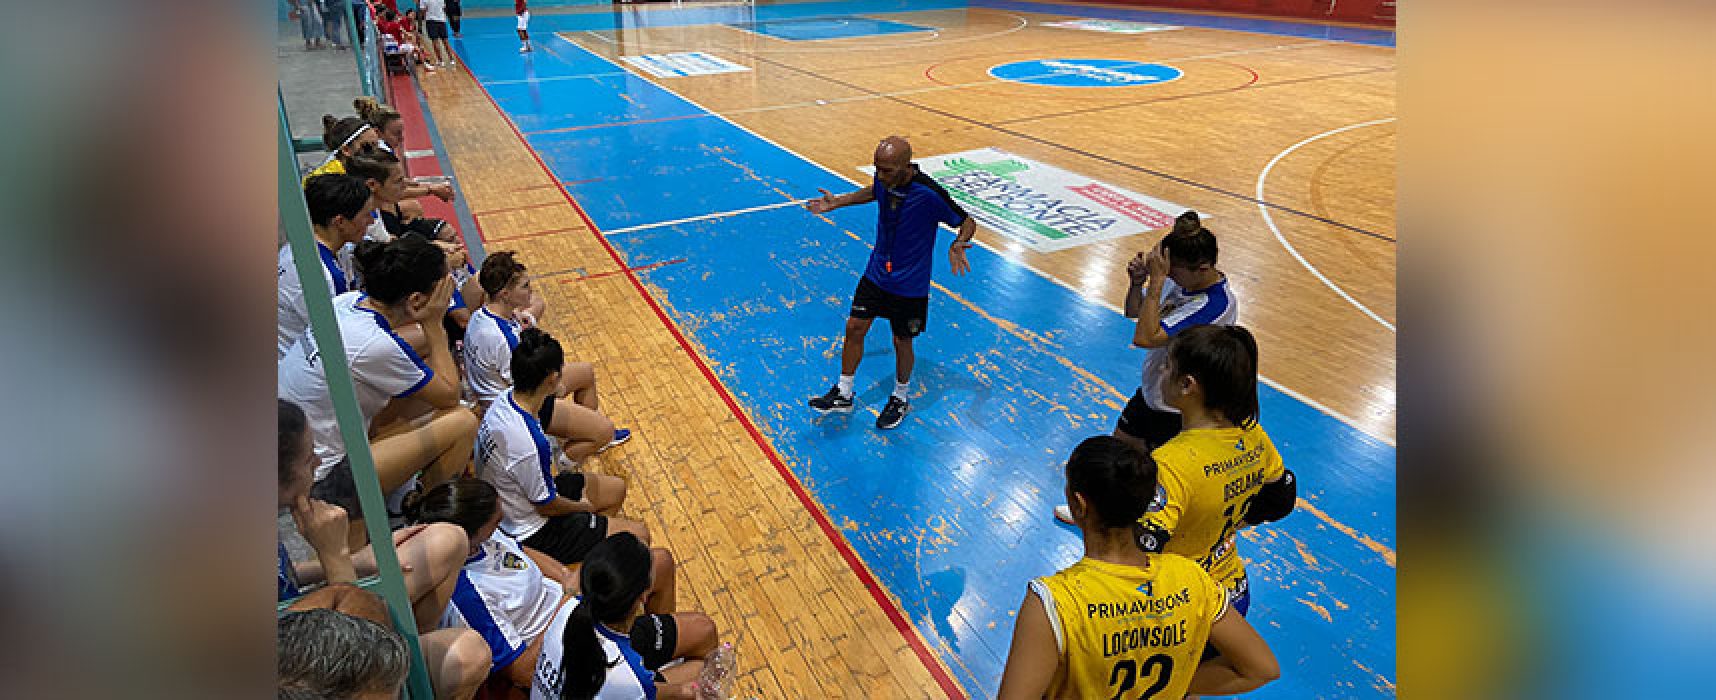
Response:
[441,531,566,673]
[531,598,656,700]
[276,241,353,359]
[277,292,434,480]
[464,307,521,405]
[1138,277,1239,411]
[478,390,558,540]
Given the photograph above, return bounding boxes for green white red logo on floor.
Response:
[864,148,1200,253]
[1040,19,1183,34]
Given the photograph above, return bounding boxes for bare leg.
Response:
[840,316,874,376]
[419,628,490,700]
[370,406,479,492]
[655,659,707,699]
[605,517,651,546]
[352,522,468,631]
[581,472,628,515]
[892,333,915,385]
[644,547,676,614]
[668,611,718,660]
[557,361,598,411]
[544,397,613,464]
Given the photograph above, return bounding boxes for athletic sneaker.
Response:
[876,396,909,430]
[1053,504,1075,525]
[598,428,631,453]
[519,44,530,53]
[808,386,854,414]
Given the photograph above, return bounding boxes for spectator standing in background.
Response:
[516,0,532,53]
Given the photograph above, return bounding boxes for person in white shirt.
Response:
[278,399,491,699]
[280,174,372,358]
[420,0,454,69]
[533,534,720,700]
[479,328,649,566]
[278,235,477,541]
[467,252,631,465]
[412,480,714,693]
[1055,212,1238,525]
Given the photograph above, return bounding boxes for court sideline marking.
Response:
[1257,117,1398,332]
[457,53,971,700]
[579,11,1031,54]
[552,32,1396,447]
[732,47,1397,244]
[520,34,1398,568]
[519,41,1287,138]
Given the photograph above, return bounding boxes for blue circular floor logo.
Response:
[988,59,1183,88]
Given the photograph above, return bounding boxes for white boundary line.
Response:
[581,12,1029,54]
[481,70,633,86]
[548,32,1397,447]
[1255,118,1398,332]
[601,198,811,236]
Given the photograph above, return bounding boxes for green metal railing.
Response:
[277,92,434,699]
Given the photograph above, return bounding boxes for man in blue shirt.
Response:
[806,136,977,429]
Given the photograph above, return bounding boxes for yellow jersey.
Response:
[301,157,346,187]
[1031,555,1227,700]
[1142,424,1284,599]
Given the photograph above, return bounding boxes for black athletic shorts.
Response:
[537,395,557,427]
[849,276,928,338]
[425,19,449,40]
[520,486,605,564]
[309,457,363,518]
[1115,389,1182,449]
[628,613,679,670]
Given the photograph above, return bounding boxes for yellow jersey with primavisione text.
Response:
[1142,424,1285,599]
[301,157,346,187]
[1031,555,1227,700]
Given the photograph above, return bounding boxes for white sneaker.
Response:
[1053,504,1076,525]
[519,45,529,53]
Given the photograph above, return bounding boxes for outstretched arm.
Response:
[947,217,977,276]
[805,186,874,214]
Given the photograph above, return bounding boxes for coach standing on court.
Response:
[804,136,977,430]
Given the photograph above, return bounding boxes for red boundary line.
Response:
[520,112,711,137]
[462,67,968,700]
[509,178,604,193]
[471,200,566,218]
[563,258,687,282]
[484,225,584,243]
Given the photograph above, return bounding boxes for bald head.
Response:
[874,136,914,188]
[876,136,912,163]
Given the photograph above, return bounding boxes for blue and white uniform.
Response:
[278,291,433,480]
[441,530,566,672]
[464,306,522,405]
[276,241,354,358]
[531,599,657,700]
[477,390,557,540]
[1137,278,1239,412]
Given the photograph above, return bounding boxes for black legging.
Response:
[447,0,462,34]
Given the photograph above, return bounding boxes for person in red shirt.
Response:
[515,0,531,53]
[377,10,419,65]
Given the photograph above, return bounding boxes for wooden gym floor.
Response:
[411,1,1395,697]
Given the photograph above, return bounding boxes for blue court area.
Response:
[730,16,935,41]
[451,3,1395,697]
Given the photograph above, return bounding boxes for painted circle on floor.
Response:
[987,59,1183,88]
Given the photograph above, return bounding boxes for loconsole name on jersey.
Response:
[1102,619,1190,657]
[1087,585,1192,620]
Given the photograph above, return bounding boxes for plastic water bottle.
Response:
[695,642,736,700]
